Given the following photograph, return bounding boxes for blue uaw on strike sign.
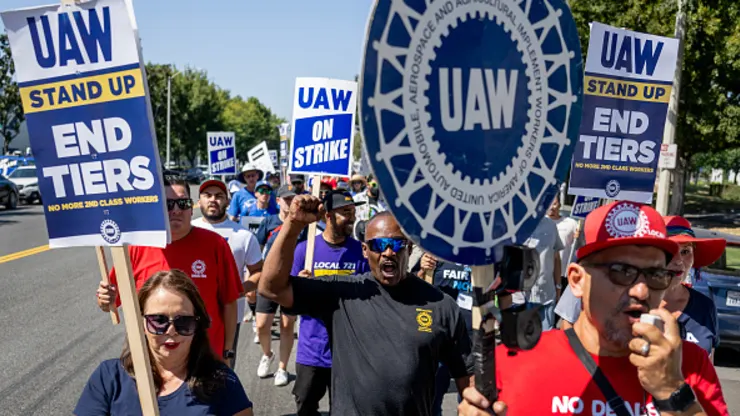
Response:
[360,0,583,265]
[207,132,236,175]
[1,0,168,248]
[568,22,678,203]
[570,195,601,219]
[288,78,357,177]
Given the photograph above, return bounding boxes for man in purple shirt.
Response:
[290,190,367,416]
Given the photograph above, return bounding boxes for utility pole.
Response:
[166,75,171,167]
[656,0,687,215]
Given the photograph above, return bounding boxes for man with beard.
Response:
[290,190,368,414]
[95,177,243,366]
[191,179,264,367]
[229,163,276,222]
[457,201,728,416]
[259,197,472,416]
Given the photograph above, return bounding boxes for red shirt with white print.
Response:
[496,330,728,416]
[109,226,242,355]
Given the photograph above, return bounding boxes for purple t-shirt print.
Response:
[291,234,367,368]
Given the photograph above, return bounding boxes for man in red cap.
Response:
[459,201,728,416]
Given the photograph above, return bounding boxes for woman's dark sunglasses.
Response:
[144,314,200,336]
[166,198,193,211]
[366,237,409,253]
[582,262,680,290]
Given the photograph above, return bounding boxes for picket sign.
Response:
[303,176,322,272]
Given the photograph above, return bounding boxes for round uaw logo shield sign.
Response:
[360,0,583,264]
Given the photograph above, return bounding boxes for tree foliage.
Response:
[222,96,283,162]
[570,0,740,161]
[0,33,25,155]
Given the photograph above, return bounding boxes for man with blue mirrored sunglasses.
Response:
[259,195,473,416]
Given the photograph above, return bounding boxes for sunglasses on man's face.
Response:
[144,314,200,336]
[582,262,680,291]
[366,237,409,253]
[256,188,272,195]
[167,198,193,211]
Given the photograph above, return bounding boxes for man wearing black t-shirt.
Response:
[259,196,473,416]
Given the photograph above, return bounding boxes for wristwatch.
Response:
[223,350,235,360]
[653,383,696,412]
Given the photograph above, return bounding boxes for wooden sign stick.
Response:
[110,246,160,416]
[95,246,120,325]
[303,175,322,273]
[470,264,499,403]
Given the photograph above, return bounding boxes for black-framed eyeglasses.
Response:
[144,314,200,336]
[581,262,680,290]
[366,237,409,253]
[166,198,193,211]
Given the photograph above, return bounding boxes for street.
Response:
[0,198,737,415]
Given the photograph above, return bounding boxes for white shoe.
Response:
[252,321,259,343]
[274,368,289,386]
[253,333,260,344]
[257,353,275,378]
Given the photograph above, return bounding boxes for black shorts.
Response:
[255,293,295,316]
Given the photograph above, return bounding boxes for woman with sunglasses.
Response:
[662,216,726,361]
[76,270,253,416]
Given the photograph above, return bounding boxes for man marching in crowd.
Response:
[291,190,367,416]
[259,195,473,416]
[229,163,276,222]
[458,201,728,415]
[190,179,264,368]
[96,177,243,366]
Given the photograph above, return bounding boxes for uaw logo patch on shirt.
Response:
[360,0,583,265]
[191,259,207,278]
[416,308,433,333]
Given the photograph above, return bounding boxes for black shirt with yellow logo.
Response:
[288,272,472,416]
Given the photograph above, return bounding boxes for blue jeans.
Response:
[527,302,556,330]
[433,363,462,416]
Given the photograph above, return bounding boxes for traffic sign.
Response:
[360,0,583,265]
[658,143,678,169]
[207,132,236,176]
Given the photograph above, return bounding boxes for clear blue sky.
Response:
[0,0,374,120]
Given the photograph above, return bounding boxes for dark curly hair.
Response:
[120,270,227,402]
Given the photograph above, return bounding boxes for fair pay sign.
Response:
[288,77,357,177]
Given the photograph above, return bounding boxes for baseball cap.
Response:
[199,179,228,195]
[255,180,272,191]
[322,190,366,211]
[291,174,305,183]
[664,216,726,268]
[277,184,297,198]
[576,201,679,262]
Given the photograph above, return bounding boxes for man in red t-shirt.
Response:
[458,201,728,416]
[95,177,243,363]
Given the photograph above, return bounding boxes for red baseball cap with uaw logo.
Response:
[576,201,679,262]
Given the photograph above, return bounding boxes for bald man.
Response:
[259,196,473,416]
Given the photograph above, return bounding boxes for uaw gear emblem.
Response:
[191,260,207,278]
[99,219,121,244]
[360,0,583,264]
[605,203,651,238]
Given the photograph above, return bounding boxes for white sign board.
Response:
[248,141,276,175]
[207,132,236,175]
[658,143,678,169]
[288,77,357,178]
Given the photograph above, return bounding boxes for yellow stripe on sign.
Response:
[19,68,145,114]
[0,245,50,264]
[585,75,672,103]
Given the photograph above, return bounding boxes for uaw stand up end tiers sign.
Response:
[361,0,583,404]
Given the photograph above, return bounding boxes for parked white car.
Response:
[7,166,41,204]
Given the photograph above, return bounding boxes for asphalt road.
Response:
[0,195,738,415]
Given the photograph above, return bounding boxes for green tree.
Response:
[222,95,283,162]
[0,34,25,155]
[570,0,740,213]
[144,63,181,163]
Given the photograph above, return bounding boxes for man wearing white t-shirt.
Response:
[547,194,582,280]
[193,179,264,367]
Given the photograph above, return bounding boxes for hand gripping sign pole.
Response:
[360,0,583,404]
[2,0,169,413]
[95,247,120,324]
